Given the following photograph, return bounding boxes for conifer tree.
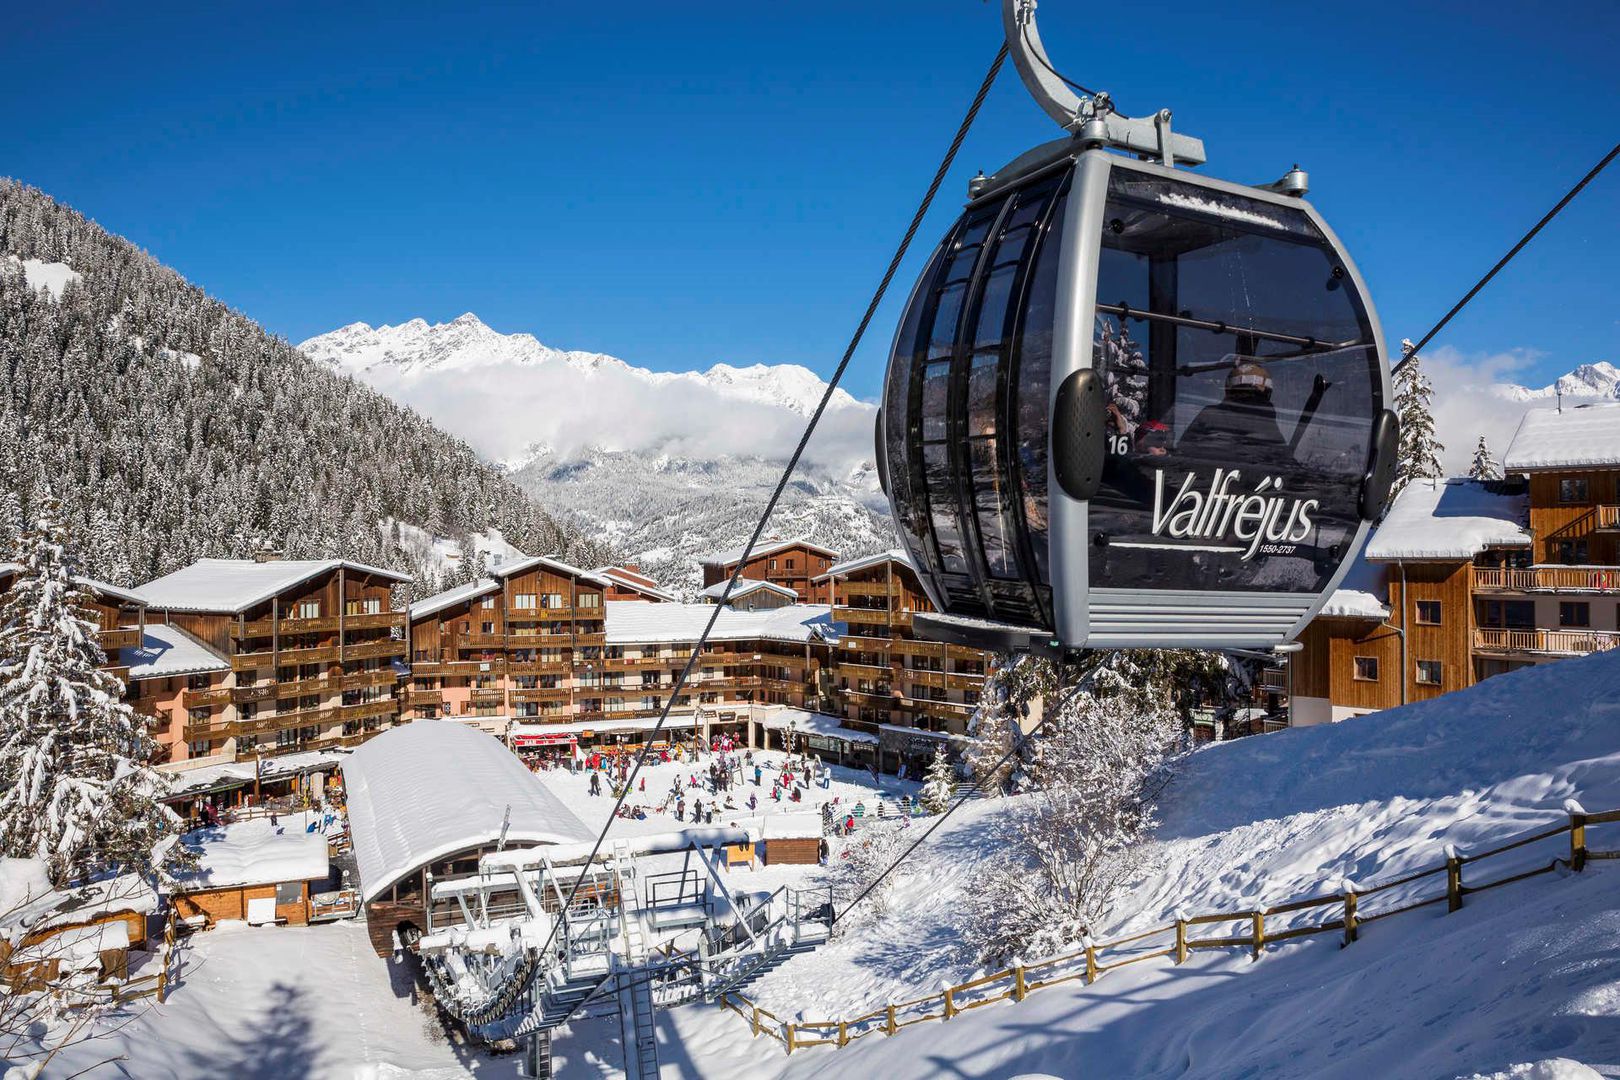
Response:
[1391,340,1445,504]
[0,503,180,885]
[919,746,956,814]
[1468,434,1502,482]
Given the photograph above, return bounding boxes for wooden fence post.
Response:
[750,1003,761,1037]
[838,1020,848,1048]
[1083,937,1098,984]
[1445,844,1463,913]
[1012,963,1027,1002]
[784,1022,795,1054]
[886,1003,897,1036]
[1568,800,1588,872]
[943,986,956,1020]
[1174,917,1188,965]
[1342,884,1358,947]
[1250,911,1264,961]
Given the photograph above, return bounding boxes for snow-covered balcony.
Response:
[1473,626,1620,657]
[1473,565,1620,594]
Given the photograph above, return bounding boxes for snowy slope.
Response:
[671,649,1620,1079]
[3,254,82,299]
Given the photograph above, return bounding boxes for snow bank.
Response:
[605,600,836,645]
[171,819,328,890]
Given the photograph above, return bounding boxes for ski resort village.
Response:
[1,3,1618,1079]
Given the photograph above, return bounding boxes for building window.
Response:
[769,558,778,570]
[514,594,537,609]
[188,706,210,724]
[345,597,382,615]
[1415,660,1443,685]
[187,739,212,757]
[577,593,601,609]
[1560,601,1591,628]
[785,558,796,570]
[295,601,320,619]
[1414,600,1442,625]
[1555,539,1590,565]
[541,593,566,609]
[1353,656,1380,682]
[1558,477,1590,503]
[479,596,496,609]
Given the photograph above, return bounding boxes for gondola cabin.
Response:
[879,146,1395,653]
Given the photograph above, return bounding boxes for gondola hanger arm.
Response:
[1003,0,1206,167]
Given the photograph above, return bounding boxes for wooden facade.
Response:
[144,561,410,765]
[702,540,838,605]
[822,555,988,739]
[174,879,312,928]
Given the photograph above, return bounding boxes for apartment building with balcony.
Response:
[817,550,989,742]
[405,555,612,734]
[135,558,412,763]
[116,623,232,764]
[699,538,838,605]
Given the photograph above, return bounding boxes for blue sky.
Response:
[4,1,1617,399]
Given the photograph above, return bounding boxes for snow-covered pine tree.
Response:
[1391,340,1444,504]
[920,746,956,814]
[1469,434,1502,482]
[0,503,181,885]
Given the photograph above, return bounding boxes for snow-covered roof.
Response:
[1503,402,1620,471]
[490,554,611,588]
[159,749,346,795]
[169,819,329,891]
[1317,552,1390,620]
[754,707,879,744]
[698,537,838,568]
[342,721,594,904]
[817,548,914,581]
[604,600,836,645]
[2,871,161,937]
[119,623,229,681]
[136,558,410,614]
[594,566,678,603]
[698,578,799,603]
[0,563,146,608]
[408,577,500,621]
[1362,479,1530,561]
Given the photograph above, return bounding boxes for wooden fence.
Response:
[721,803,1620,1054]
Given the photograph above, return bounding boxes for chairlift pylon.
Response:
[876,0,1397,653]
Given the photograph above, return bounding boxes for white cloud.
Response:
[1420,345,1546,473]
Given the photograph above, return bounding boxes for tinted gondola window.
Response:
[884,169,1068,625]
[1088,168,1380,594]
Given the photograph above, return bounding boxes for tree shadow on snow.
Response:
[178,982,319,1080]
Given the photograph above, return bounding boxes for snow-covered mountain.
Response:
[1491,361,1620,403]
[299,314,892,592]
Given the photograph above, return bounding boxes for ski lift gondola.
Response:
[877,0,1397,652]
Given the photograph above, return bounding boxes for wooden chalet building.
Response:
[697,578,799,610]
[817,551,989,741]
[135,558,412,763]
[700,538,838,605]
[404,555,611,735]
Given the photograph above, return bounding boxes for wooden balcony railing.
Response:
[339,699,399,722]
[1474,627,1620,657]
[341,611,408,632]
[341,669,399,691]
[274,676,332,699]
[1474,566,1620,594]
[343,640,406,662]
[507,661,572,676]
[510,688,571,704]
[1260,667,1289,691]
[230,643,341,671]
[468,689,506,705]
[230,684,277,705]
[456,632,508,649]
[837,580,902,599]
[404,688,443,706]
[238,615,340,637]
[182,686,234,708]
[98,627,143,651]
[1597,505,1620,531]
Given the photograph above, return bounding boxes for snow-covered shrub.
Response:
[827,822,911,932]
[964,665,1184,966]
[919,747,956,815]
